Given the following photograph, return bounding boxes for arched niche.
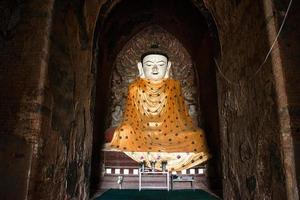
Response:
[90,0,222,196]
[109,25,201,128]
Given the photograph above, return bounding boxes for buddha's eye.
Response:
[144,62,153,66]
[157,62,166,67]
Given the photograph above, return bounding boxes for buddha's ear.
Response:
[164,61,172,79]
[137,62,145,78]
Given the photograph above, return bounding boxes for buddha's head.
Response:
[138,53,171,82]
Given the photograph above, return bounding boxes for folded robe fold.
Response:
[110,78,211,170]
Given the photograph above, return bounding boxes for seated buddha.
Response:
[108,47,211,171]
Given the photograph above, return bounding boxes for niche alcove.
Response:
[90,0,221,196]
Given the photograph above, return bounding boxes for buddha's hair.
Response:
[141,44,169,61]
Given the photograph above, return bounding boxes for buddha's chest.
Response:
[134,87,179,117]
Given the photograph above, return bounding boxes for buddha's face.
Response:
[141,54,170,81]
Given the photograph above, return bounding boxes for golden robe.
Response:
[110,78,210,171]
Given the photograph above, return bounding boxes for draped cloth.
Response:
[109,78,211,171]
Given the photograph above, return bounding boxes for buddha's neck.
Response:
[142,78,166,84]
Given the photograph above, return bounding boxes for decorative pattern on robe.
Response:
[109,78,211,171]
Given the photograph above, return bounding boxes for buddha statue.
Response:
[108,47,211,171]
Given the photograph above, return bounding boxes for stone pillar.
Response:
[0,0,54,199]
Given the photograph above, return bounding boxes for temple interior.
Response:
[0,0,299,199]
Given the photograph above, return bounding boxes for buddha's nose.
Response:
[152,65,158,73]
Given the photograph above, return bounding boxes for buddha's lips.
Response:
[152,72,159,75]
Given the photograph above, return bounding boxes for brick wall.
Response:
[204,0,299,199]
[0,0,54,199]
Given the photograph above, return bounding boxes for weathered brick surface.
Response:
[30,0,100,199]
[0,0,54,199]
[0,0,101,199]
[204,0,299,199]
[275,0,300,192]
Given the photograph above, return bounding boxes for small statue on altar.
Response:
[109,45,211,171]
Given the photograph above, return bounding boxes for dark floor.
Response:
[93,189,220,200]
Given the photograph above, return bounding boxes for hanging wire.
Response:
[215,0,293,86]
[214,58,240,86]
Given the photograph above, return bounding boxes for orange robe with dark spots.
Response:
[110,78,210,155]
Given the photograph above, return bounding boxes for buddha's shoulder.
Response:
[128,78,180,88]
[128,79,142,90]
[167,79,181,87]
[168,78,180,84]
